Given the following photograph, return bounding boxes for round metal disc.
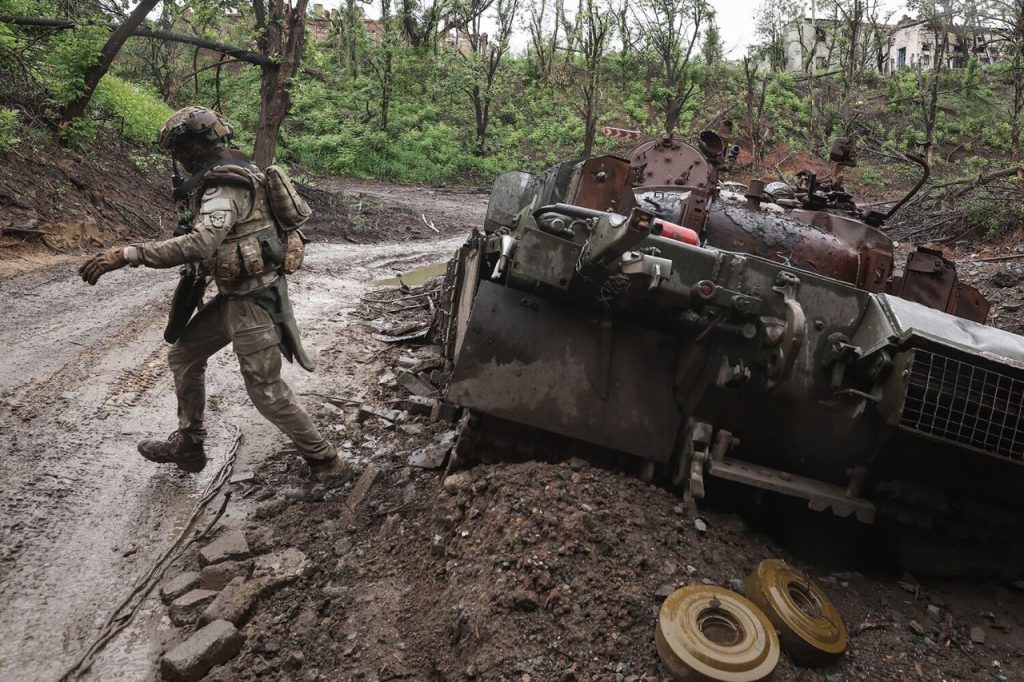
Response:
[655,585,780,681]
[744,559,848,666]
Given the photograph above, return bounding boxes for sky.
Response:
[312,0,912,59]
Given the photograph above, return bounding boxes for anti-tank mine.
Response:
[434,130,1024,576]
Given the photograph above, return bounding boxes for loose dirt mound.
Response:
[174,279,1024,682]
[0,134,174,255]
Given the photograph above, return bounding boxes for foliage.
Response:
[0,107,20,152]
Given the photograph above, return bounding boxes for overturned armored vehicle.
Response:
[436,132,1024,574]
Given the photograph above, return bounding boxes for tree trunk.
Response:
[58,0,160,127]
[252,0,309,168]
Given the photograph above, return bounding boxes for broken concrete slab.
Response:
[199,559,253,591]
[160,572,200,605]
[344,465,381,511]
[169,589,219,626]
[199,530,250,567]
[396,371,439,398]
[356,404,391,423]
[408,445,448,469]
[404,395,438,416]
[252,548,310,589]
[199,577,263,627]
[430,401,459,423]
[160,619,244,682]
[971,625,987,644]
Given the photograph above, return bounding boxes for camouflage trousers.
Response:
[168,293,333,461]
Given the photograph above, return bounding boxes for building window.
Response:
[815,27,826,42]
[897,47,906,68]
[922,42,931,51]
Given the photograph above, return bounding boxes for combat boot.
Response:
[137,431,207,473]
[302,443,353,486]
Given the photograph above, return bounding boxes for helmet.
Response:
[158,106,233,151]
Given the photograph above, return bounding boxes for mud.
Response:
[5,179,1024,682]
[0,203,466,679]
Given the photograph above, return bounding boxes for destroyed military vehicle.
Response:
[434,131,1024,575]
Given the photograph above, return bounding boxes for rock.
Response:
[991,269,1024,288]
[1003,302,1023,312]
[252,547,310,588]
[654,584,675,599]
[971,625,988,645]
[694,518,709,534]
[430,401,459,423]
[229,471,256,485]
[907,620,925,636]
[200,559,253,591]
[199,530,250,567]
[199,577,263,626]
[160,619,244,682]
[398,423,424,436]
[396,371,439,398]
[169,589,219,626]
[409,444,449,469]
[333,537,353,557]
[160,572,200,605]
[405,395,438,415]
[926,604,942,621]
[344,465,381,511]
[356,405,390,423]
[443,472,474,495]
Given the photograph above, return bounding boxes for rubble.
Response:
[199,530,250,567]
[199,577,263,627]
[160,619,245,682]
[200,559,254,591]
[168,589,219,626]
[160,572,200,605]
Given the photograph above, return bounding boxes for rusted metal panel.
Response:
[569,156,635,215]
[446,281,682,461]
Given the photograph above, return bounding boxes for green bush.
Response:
[0,108,21,152]
[92,75,173,145]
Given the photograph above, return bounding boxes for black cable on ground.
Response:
[59,424,242,681]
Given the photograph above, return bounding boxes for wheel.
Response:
[744,559,847,667]
[655,585,780,681]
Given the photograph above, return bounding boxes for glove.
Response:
[79,247,128,285]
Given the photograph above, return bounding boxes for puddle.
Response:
[370,261,447,287]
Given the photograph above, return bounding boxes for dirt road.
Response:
[0,221,469,680]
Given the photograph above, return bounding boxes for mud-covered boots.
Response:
[137,431,207,473]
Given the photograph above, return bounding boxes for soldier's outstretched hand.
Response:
[79,247,128,285]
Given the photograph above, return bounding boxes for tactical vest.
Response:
[188,161,306,295]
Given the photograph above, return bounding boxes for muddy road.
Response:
[0,202,471,680]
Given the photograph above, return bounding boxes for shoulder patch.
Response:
[209,211,228,228]
[204,186,220,196]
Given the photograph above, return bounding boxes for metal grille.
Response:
[900,349,1024,463]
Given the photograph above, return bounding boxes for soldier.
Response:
[79,106,347,481]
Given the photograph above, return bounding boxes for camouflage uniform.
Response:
[128,178,333,461]
[80,107,339,474]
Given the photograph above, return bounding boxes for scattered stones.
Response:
[654,584,675,599]
[199,577,263,627]
[430,401,459,423]
[396,370,439,397]
[971,625,988,645]
[160,619,244,682]
[199,530,250,567]
[927,604,942,621]
[907,620,925,636]
[252,547,310,588]
[991,269,1024,288]
[160,572,200,605]
[229,471,257,485]
[200,559,253,591]
[443,472,473,495]
[169,589,219,626]
[404,395,438,416]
